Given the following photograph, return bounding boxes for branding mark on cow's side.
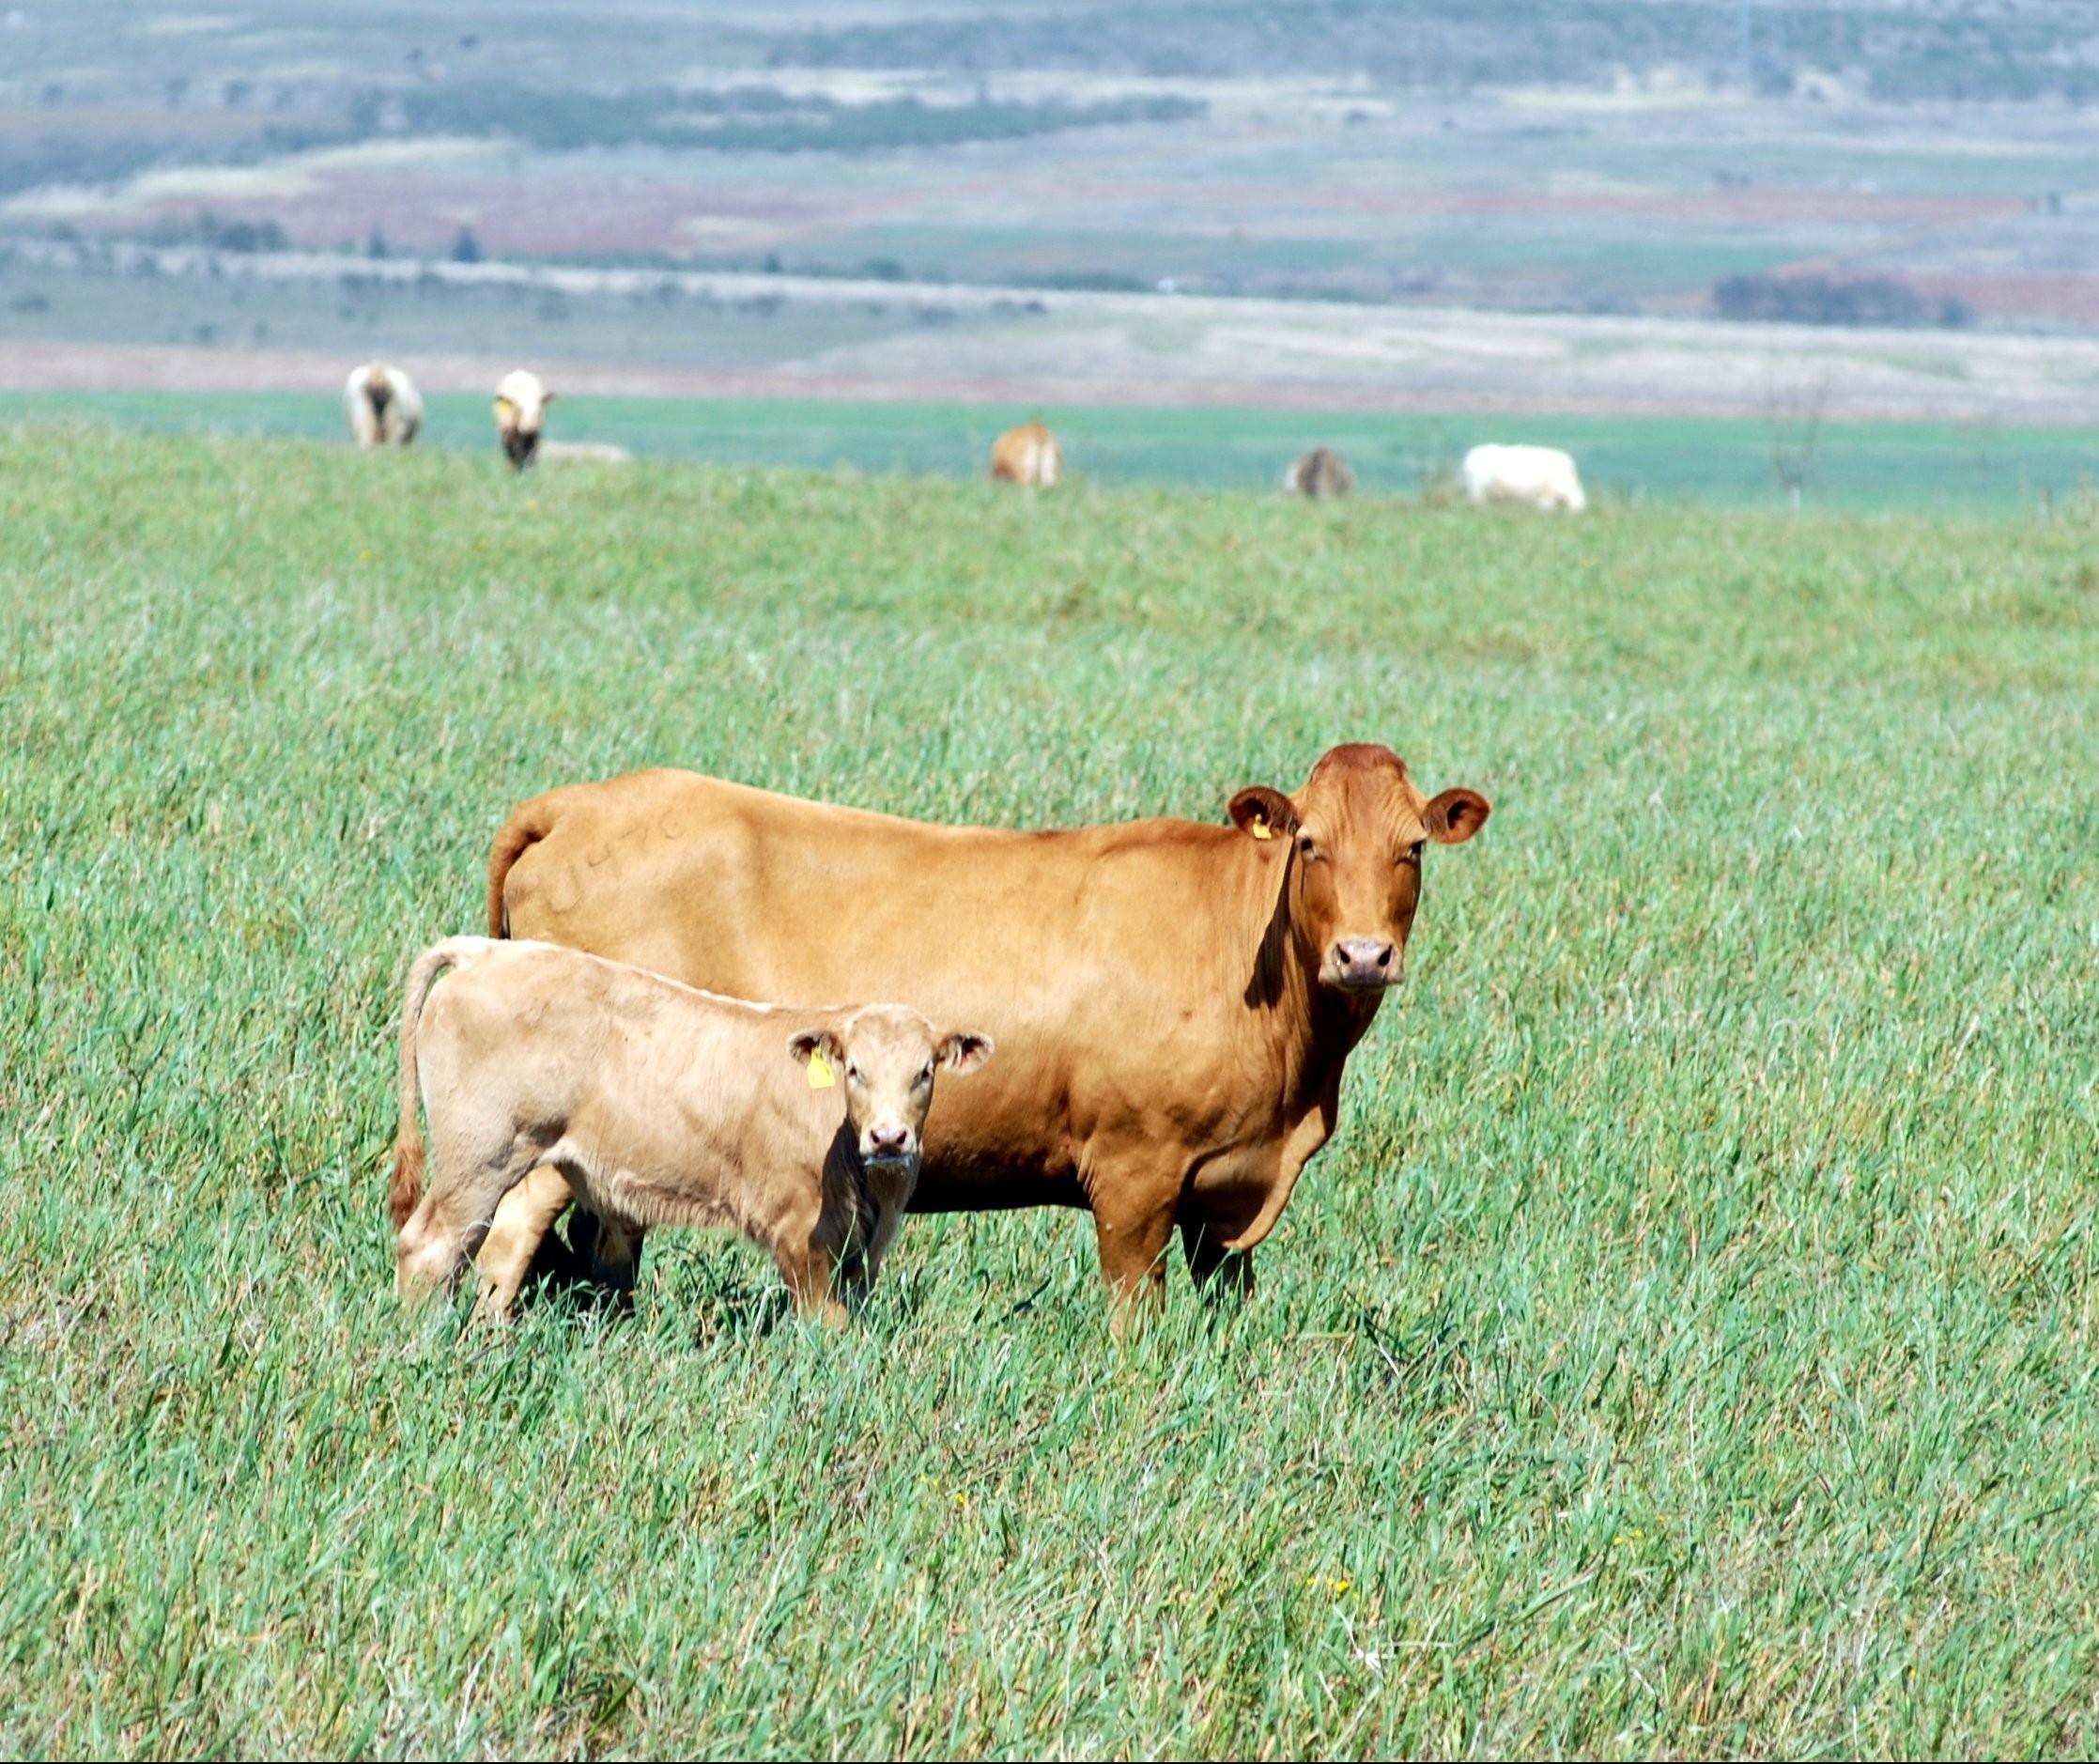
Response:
[545,859,583,916]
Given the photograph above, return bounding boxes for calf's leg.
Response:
[773,1231,850,1327]
[396,1144,540,1306]
[473,1162,573,1320]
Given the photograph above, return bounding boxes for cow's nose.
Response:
[1332,937,1398,987]
[867,1124,911,1158]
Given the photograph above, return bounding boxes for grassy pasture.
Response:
[2,388,2093,510]
[2,428,2097,1756]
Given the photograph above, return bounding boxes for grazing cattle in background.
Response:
[493,368,555,470]
[343,362,422,448]
[991,422,1060,487]
[1287,446,1356,499]
[478,744,1490,1322]
[389,936,992,1322]
[1462,443,1586,512]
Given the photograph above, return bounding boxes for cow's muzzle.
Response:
[1324,936,1401,992]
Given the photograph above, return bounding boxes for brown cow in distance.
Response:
[479,745,1489,1319]
[990,422,1060,486]
[1287,446,1356,499]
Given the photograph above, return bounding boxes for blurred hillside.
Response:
[0,2,2094,407]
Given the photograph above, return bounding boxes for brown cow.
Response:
[990,422,1060,486]
[390,936,992,1321]
[1287,446,1355,499]
[480,745,1489,1318]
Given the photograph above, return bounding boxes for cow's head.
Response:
[493,374,553,471]
[790,1006,994,1168]
[1230,743,1489,996]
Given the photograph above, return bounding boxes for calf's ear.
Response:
[936,1031,995,1075]
[787,1029,845,1075]
[540,390,557,404]
[1228,785,1300,841]
[1423,787,1491,844]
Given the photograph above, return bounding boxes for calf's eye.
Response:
[847,1063,862,1084]
[916,1065,933,1088]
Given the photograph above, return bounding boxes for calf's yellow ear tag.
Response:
[807,1051,836,1089]
[1250,816,1273,841]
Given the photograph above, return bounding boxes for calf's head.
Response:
[789,1006,994,1167]
[1230,743,1489,995]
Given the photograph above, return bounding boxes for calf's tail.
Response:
[486,797,559,937]
[389,936,489,1228]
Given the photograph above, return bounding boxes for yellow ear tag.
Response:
[1251,819,1273,841]
[807,1051,836,1089]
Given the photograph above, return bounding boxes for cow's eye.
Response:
[916,1065,933,1089]
[846,1063,862,1084]
[1403,841,1426,864]
[1296,834,1320,860]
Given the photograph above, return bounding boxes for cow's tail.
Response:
[389,936,487,1229]
[486,796,559,937]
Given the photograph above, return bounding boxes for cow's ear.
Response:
[1228,786,1299,842]
[494,395,514,417]
[540,390,556,404]
[936,1030,994,1075]
[1423,787,1490,844]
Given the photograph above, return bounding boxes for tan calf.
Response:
[388,936,991,1322]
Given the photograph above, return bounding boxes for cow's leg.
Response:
[583,1215,645,1310]
[1088,1181,1180,1330]
[1179,1216,1256,1303]
[473,1163,573,1321]
[564,1204,644,1302]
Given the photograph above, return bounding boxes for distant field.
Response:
[3,387,2091,509]
[3,430,2097,1755]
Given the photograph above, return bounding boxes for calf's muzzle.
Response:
[862,1122,916,1165]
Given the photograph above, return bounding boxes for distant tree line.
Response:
[360,82,1204,155]
[147,209,291,254]
[759,0,2099,106]
[1714,273,1975,330]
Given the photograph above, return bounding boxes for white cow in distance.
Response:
[493,368,555,470]
[344,362,422,448]
[1462,443,1586,513]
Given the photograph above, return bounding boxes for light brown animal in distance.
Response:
[389,936,991,1322]
[479,745,1489,1323]
[990,421,1060,486]
[344,362,422,447]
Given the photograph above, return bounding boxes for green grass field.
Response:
[4,387,2092,510]
[3,428,2097,1756]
